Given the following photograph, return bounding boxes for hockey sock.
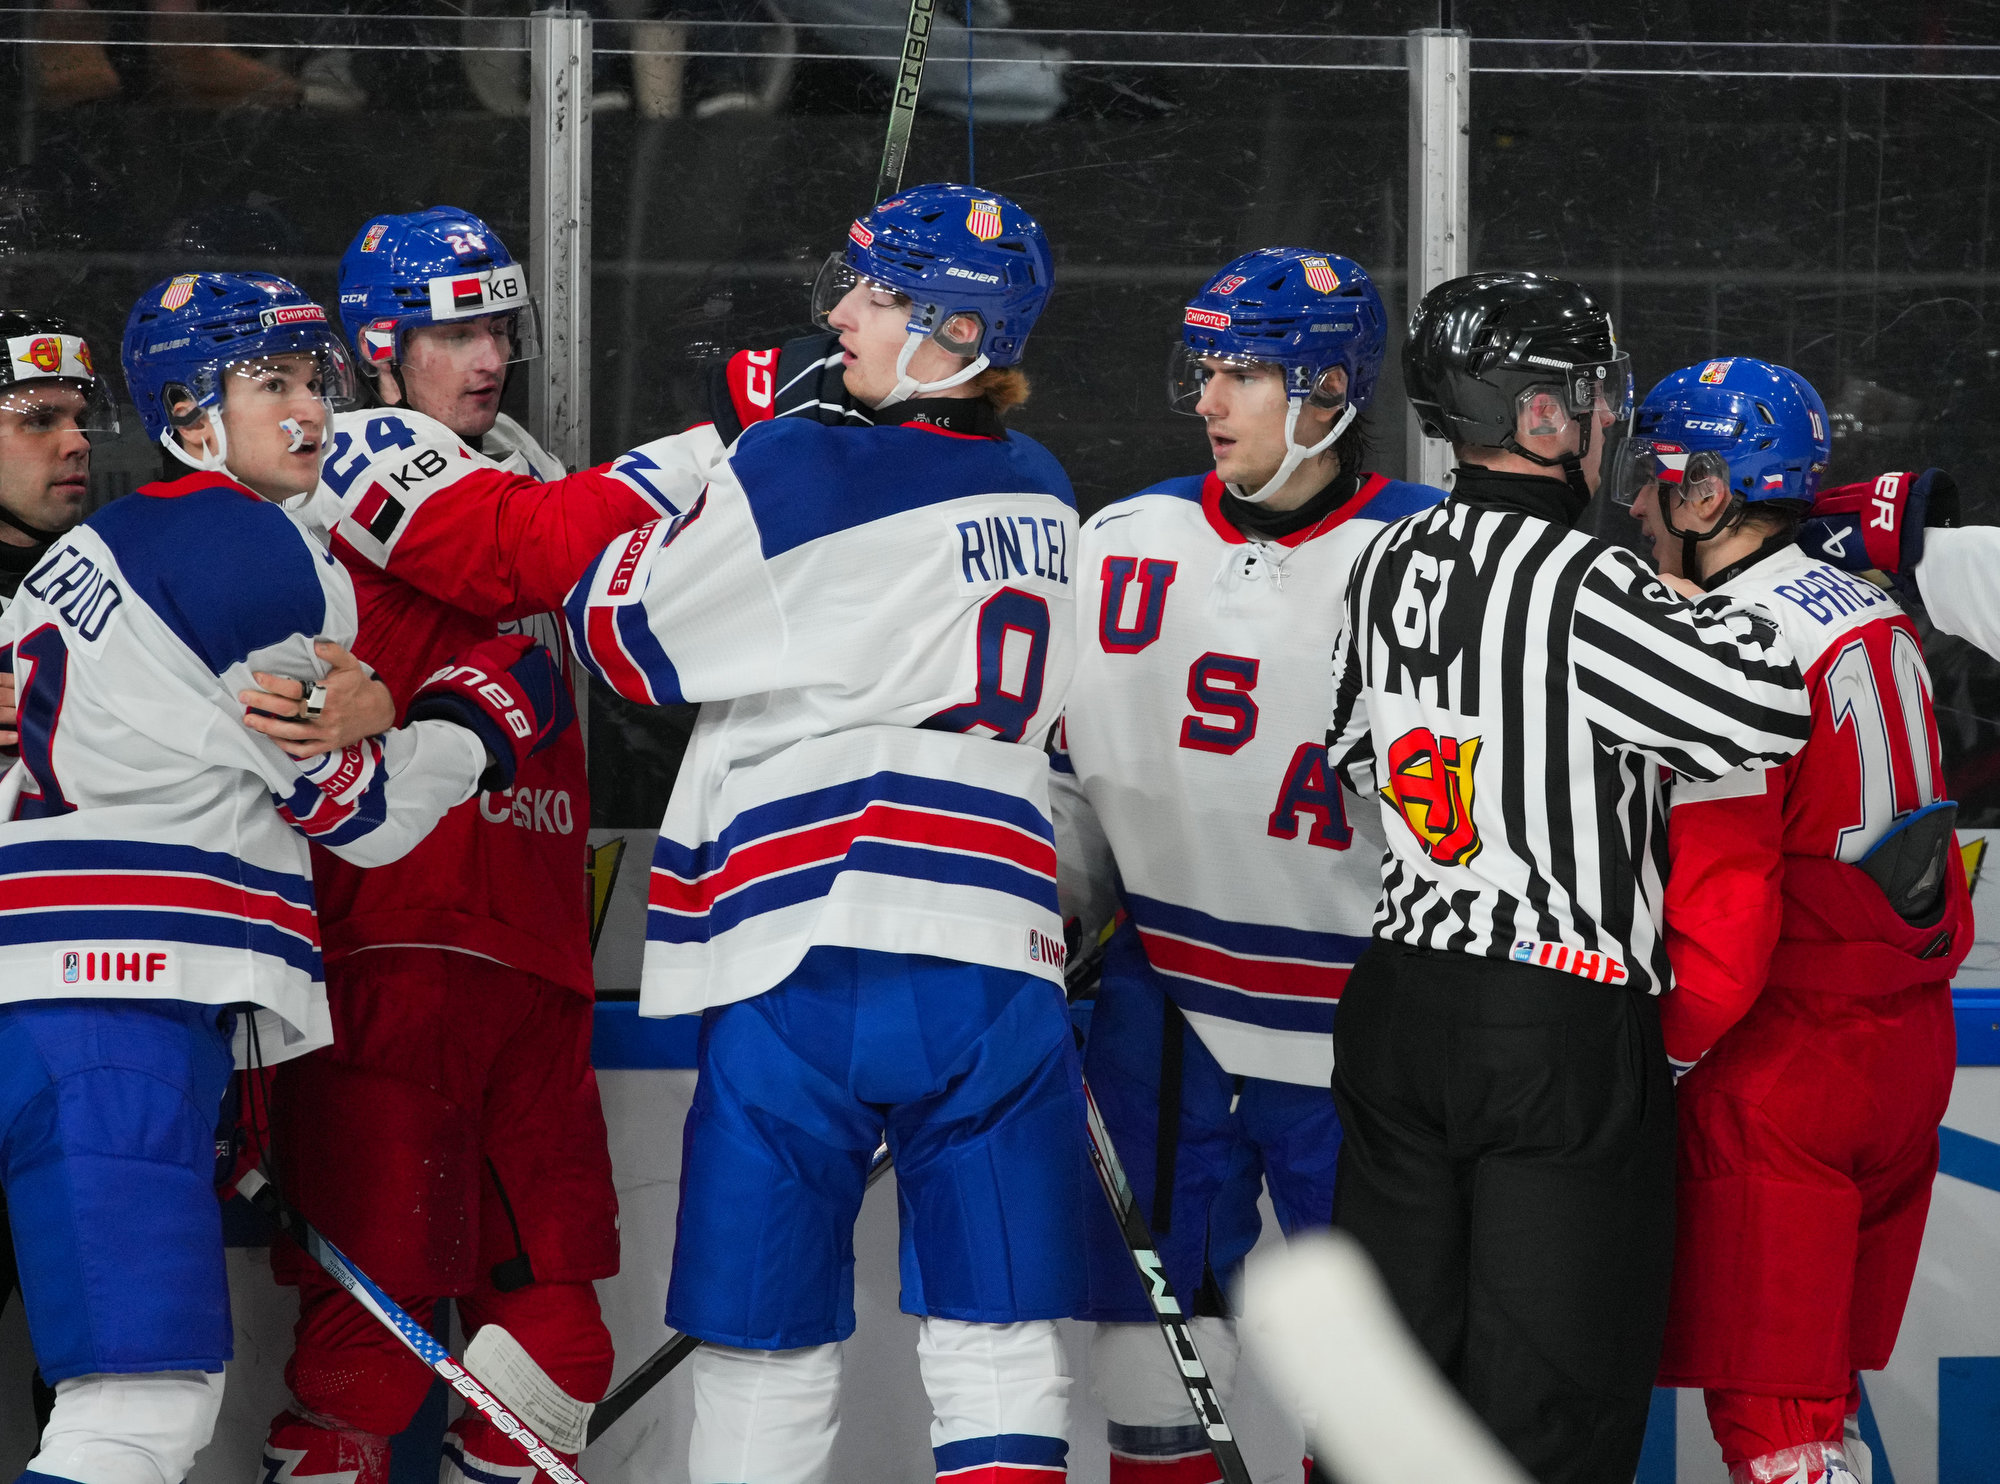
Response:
[688,1342,842,1484]
[917,1318,1069,1483]
[1727,1442,1860,1484]
[27,1372,223,1484]
[1089,1319,1238,1484]
[261,1409,391,1484]
[442,1423,540,1484]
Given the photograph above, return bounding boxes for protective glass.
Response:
[809,253,909,327]
[0,379,119,437]
[1607,437,1733,507]
[1166,344,1293,415]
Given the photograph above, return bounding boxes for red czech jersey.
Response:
[301,409,681,995]
[1662,544,1950,1063]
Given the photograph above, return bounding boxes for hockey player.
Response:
[1051,247,1441,1484]
[0,312,115,607]
[1324,273,1813,1484]
[1617,359,1972,1484]
[258,207,685,1484]
[0,270,566,1484]
[564,182,1083,1484]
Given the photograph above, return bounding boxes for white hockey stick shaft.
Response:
[237,1170,592,1484]
[1238,1231,1533,1484]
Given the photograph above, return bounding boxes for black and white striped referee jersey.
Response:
[1326,470,1812,997]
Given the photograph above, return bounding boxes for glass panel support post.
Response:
[1406,26,1469,491]
[530,8,592,475]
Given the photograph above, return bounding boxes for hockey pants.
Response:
[1330,939,1676,1484]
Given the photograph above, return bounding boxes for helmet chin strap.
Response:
[159,406,235,480]
[873,331,990,409]
[1502,411,1596,509]
[1661,487,1741,588]
[1231,399,1355,506]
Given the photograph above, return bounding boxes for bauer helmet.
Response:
[1168,247,1388,504]
[337,206,540,373]
[0,309,118,436]
[810,182,1052,406]
[123,272,357,474]
[1405,272,1632,500]
[1612,357,1831,576]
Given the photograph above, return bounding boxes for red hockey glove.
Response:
[1798,469,1960,577]
[407,634,575,792]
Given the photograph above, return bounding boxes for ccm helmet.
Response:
[337,206,540,376]
[810,182,1052,407]
[1614,356,1831,576]
[1168,247,1388,504]
[1405,272,1632,502]
[123,272,357,475]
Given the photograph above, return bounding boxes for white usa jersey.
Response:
[566,414,1078,1016]
[1053,470,1444,1085]
[0,472,485,1062]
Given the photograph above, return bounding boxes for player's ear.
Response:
[165,385,212,454]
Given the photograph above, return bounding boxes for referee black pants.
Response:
[1330,938,1676,1484]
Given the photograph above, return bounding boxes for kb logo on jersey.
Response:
[1381,726,1483,866]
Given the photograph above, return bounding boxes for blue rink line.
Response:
[580,990,2000,1072]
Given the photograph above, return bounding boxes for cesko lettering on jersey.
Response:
[956,513,1070,585]
[1510,938,1629,986]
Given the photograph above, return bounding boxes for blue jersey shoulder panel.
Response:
[730,419,1076,560]
[87,483,329,674]
[1356,477,1449,523]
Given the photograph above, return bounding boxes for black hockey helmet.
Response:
[1405,273,1630,500]
[0,309,118,434]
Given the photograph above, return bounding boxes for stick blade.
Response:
[464,1323,594,1455]
[1237,1231,1533,1484]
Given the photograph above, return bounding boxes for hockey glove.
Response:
[1798,469,1960,578]
[407,635,575,793]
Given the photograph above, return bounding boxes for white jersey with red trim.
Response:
[1052,470,1445,1086]
[564,412,1078,1016]
[0,473,485,1062]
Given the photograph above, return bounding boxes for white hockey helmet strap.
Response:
[158,405,234,479]
[874,328,990,410]
[1233,398,1358,506]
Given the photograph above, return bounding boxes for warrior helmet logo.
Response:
[965,198,1004,241]
[1301,256,1340,294]
[1381,726,1483,866]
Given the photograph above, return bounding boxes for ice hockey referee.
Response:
[1323,272,1813,1484]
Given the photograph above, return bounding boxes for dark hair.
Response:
[1334,409,1371,478]
[1737,501,1803,544]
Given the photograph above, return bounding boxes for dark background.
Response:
[5,0,1999,824]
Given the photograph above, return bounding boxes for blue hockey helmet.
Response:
[809,182,1053,405]
[1612,357,1831,511]
[336,206,540,373]
[1168,248,1388,503]
[122,271,357,471]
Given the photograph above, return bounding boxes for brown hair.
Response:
[973,365,1031,413]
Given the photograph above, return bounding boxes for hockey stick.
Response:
[1079,1076,1254,1484]
[1062,928,1253,1484]
[236,1169,596,1478]
[1238,1233,1530,1484]
[583,1144,896,1445]
[874,0,935,202]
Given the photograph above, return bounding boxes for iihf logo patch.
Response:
[965,198,1004,241]
[160,274,199,311]
[62,951,78,984]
